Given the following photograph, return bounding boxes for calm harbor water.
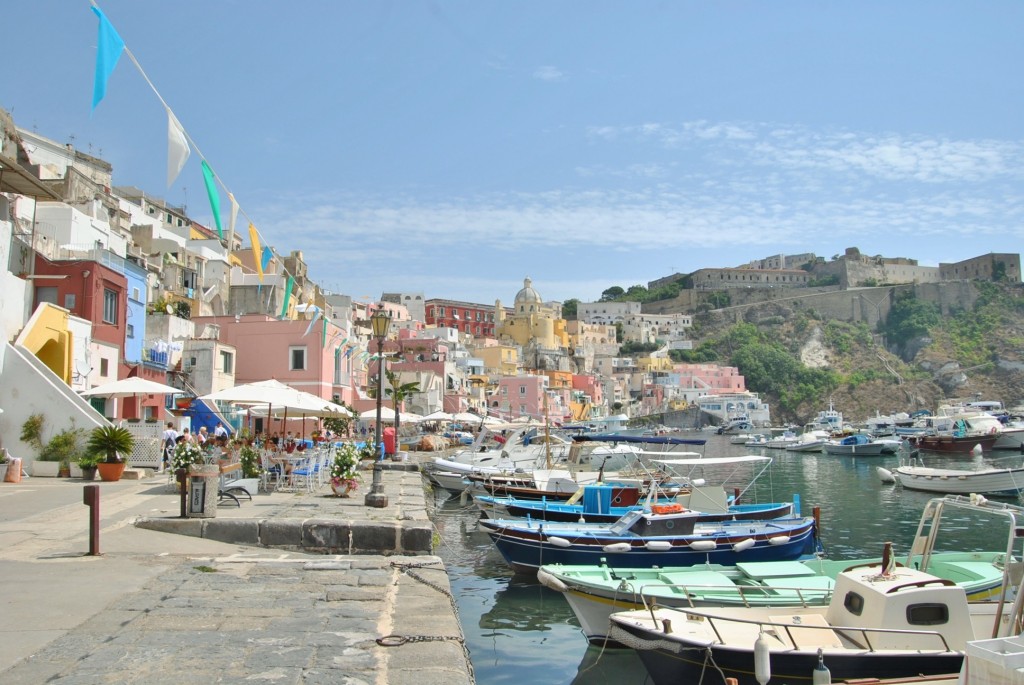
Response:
[428,435,1024,685]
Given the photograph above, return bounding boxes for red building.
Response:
[425,299,509,338]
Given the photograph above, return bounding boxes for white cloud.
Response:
[533,65,566,82]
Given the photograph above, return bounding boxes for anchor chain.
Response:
[376,634,465,647]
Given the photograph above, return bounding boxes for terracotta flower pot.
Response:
[96,461,126,482]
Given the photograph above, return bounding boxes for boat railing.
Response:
[637,583,833,610]
[649,606,956,654]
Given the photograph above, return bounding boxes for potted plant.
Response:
[77,452,100,481]
[171,440,204,472]
[0,451,9,482]
[329,443,361,497]
[86,424,135,482]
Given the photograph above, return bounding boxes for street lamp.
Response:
[364,308,392,507]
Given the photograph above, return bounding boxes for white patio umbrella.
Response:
[79,377,182,419]
[415,410,455,423]
[359,406,397,423]
[80,377,181,398]
[451,411,486,423]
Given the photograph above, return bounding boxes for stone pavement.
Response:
[0,458,474,684]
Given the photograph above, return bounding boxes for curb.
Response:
[135,516,434,555]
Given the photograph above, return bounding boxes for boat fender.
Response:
[768,536,790,545]
[547,536,572,548]
[536,569,568,593]
[645,541,673,551]
[603,542,633,553]
[877,467,895,484]
[689,540,717,551]
[754,630,771,685]
[732,538,756,553]
[812,647,831,685]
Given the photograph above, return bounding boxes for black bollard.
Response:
[83,484,100,556]
[177,468,188,517]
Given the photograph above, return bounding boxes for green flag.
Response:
[201,160,223,239]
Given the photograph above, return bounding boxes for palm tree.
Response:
[384,369,421,436]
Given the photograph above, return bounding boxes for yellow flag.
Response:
[249,223,264,282]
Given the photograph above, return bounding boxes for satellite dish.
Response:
[166,304,174,314]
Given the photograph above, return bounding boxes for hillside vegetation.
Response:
[668,282,1024,425]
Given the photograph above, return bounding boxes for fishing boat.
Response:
[473,455,796,523]
[879,457,1024,497]
[606,496,1024,684]
[822,433,901,456]
[480,505,819,574]
[909,414,1001,453]
[539,493,1023,644]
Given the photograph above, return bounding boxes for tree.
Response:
[384,369,421,436]
[561,298,579,319]
[601,286,625,301]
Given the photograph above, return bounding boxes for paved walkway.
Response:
[0,459,474,684]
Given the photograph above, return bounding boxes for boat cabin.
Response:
[609,507,699,537]
[824,564,974,651]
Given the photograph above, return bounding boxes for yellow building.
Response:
[495,278,569,350]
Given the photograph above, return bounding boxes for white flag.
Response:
[166,109,190,187]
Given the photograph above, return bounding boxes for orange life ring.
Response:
[651,503,685,515]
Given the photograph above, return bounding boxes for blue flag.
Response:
[260,246,273,272]
[91,7,125,111]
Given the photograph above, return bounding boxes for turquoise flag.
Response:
[201,160,223,238]
[260,246,273,272]
[279,276,294,319]
[91,7,125,111]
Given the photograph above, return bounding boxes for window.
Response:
[132,287,141,301]
[64,293,76,309]
[103,289,118,324]
[843,592,864,616]
[126,324,135,339]
[220,351,234,373]
[519,404,527,414]
[907,604,950,626]
[289,346,307,370]
[519,385,527,395]
[99,358,109,377]
[36,286,58,305]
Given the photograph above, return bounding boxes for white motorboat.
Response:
[763,431,800,449]
[785,430,830,453]
[823,433,901,456]
[880,456,1024,497]
[729,433,752,444]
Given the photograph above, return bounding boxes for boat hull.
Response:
[894,466,1024,496]
[909,434,1000,453]
[482,518,818,573]
[478,497,793,524]
[610,618,965,685]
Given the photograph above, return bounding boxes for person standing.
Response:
[213,422,228,439]
[161,422,179,472]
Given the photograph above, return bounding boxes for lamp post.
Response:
[364,308,392,507]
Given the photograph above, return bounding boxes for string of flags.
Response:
[88,1,300,315]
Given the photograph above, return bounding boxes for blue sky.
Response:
[6,2,1023,305]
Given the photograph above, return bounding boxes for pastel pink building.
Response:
[493,375,548,420]
[194,314,361,405]
[674,363,747,395]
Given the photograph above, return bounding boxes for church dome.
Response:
[514,277,542,305]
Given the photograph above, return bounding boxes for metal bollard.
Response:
[83,484,100,556]
[176,468,188,518]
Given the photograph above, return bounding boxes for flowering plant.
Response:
[171,440,203,470]
[329,443,361,491]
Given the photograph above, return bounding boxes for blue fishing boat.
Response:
[480,506,820,574]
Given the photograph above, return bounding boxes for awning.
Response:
[0,153,62,200]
